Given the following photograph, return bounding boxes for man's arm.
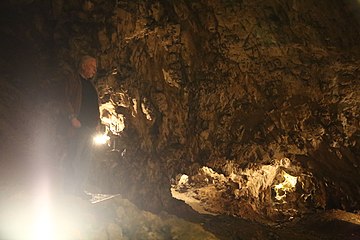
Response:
[65,75,82,128]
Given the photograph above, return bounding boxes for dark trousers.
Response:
[63,126,95,194]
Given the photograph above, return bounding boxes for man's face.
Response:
[81,59,97,79]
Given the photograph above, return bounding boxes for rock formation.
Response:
[0,0,359,225]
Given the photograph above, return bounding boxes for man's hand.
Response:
[71,117,82,128]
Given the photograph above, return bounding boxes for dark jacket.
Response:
[65,73,100,125]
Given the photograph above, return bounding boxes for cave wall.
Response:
[0,0,359,217]
[64,0,359,215]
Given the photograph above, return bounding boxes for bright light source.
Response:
[32,189,54,240]
[1,191,93,240]
[93,133,110,145]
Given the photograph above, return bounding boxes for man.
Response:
[63,55,100,197]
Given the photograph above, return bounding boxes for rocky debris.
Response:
[171,158,326,222]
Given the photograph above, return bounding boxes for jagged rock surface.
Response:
[0,0,359,222]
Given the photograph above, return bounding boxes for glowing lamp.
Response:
[93,133,110,145]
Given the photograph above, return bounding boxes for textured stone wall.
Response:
[1,0,359,220]
[67,0,359,217]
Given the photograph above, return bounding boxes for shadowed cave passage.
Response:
[0,0,360,239]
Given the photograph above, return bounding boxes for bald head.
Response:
[78,56,97,79]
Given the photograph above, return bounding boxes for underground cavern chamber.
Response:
[0,0,359,239]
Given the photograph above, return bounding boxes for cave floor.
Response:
[167,195,360,240]
[0,146,359,240]
[202,210,360,240]
[0,179,359,240]
[0,126,358,240]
